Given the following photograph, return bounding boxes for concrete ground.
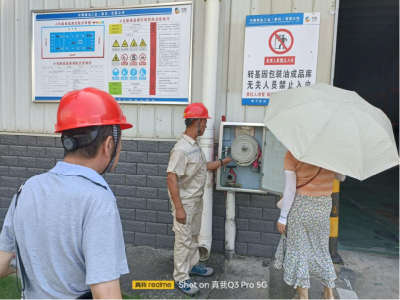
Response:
[334,250,399,299]
[306,250,399,299]
[120,244,279,299]
[120,245,399,299]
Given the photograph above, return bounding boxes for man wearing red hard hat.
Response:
[0,88,132,299]
[166,103,232,295]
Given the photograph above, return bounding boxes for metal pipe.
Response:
[330,179,342,264]
[223,147,230,173]
[225,191,236,260]
[330,0,340,86]
[198,0,221,261]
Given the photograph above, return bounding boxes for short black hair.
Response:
[62,125,120,159]
[185,118,198,127]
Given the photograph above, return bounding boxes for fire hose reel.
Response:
[230,135,261,172]
[222,135,262,187]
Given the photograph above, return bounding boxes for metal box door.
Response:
[260,127,287,195]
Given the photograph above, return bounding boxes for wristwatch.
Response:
[219,158,223,166]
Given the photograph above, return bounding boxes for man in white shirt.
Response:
[166,103,232,296]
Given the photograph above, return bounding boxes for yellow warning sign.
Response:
[139,39,147,47]
[112,40,120,47]
[121,40,128,47]
[130,39,138,47]
[112,54,119,61]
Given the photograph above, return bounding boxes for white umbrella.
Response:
[264,83,399,180]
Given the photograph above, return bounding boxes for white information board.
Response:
[242,13,320,106]
[32,2,193,104]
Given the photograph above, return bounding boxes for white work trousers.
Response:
[171,198,203,282]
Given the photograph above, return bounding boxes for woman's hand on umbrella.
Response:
[277,222,286,234]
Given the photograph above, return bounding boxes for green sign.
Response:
[109,82,122,95]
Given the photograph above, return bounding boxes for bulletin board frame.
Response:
[31,1,194,105]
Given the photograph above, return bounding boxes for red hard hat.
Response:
[183,103,212,119]
[55,88,133,133]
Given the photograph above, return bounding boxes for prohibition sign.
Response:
[130,54,137,61]
[268,29,294,55]
[139,53,146,62]
[121,53,128,62]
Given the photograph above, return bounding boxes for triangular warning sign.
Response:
[139,39,146,47]
[112,40,120,47]
[121,40,128,47]
[130,39,138,47]
[112,54,119,61]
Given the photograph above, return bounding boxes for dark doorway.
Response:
[334,0,399,137]
[333,0,399,255]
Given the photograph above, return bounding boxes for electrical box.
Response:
[216,122,287,195]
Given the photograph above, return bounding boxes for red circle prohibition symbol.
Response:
[268,29,294,55]
[139,53,146,62]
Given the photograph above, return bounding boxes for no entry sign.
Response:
[241,13,320,106]
[269,29,294,54]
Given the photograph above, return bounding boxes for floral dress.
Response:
[274,194,337,289]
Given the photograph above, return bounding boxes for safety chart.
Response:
[32,4,192,104]
[241,13,320,105]
[44,27,104,58]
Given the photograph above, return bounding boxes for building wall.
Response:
[0,134,281,256]
[0,0,207,139]
[0,0,336,140]
[0,0,336,257]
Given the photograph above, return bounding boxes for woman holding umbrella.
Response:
[274,151,345,299]
[264,83,399,299]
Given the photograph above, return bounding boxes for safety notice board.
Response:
[241,13,320,106]
[32,2,193,104]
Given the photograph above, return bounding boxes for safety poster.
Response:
[241,13,320,106]
[32,3,193,104]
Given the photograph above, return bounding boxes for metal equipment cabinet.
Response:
[217,122,287,195]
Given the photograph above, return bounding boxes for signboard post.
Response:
[32,2,193,104]
[241,13,320,106]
